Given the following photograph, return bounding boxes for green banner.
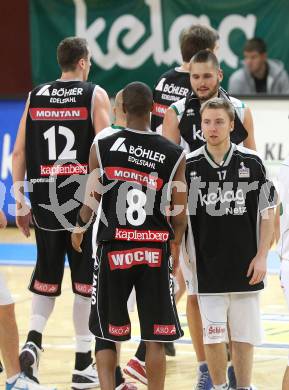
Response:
[30,0,289,96]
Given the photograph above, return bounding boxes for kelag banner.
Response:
[30,0,289,96]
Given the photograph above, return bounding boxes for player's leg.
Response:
[282,366,289,390]
[20,227,64,381]
[95,339,117,390]
[145,342,165,390]
[198,294,229,388]
[89,242,133,389]
[0,274,56,390]
[180,248,212,388]
[281,260,289,389]
[68,227,99,389]
[135,242,183,390]
[229,293,262,389]
[0,273,20,380]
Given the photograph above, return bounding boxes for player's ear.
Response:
[122,102,127,114]
[218,68,223,82]
[230,120,234,132]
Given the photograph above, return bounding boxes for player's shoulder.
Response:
[234,144,265,169]
[170,96,186,115]
[93,125,123,143]
[155,67,179,82]
[228,95,246,110]
[186,146,205,163]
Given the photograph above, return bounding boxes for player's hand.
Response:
[16,204,32,237]
[0,210,7,229]
[71,230,84,253]
[170,241,180,276]
[247,255,267,285]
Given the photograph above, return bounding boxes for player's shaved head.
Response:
[123,82,153,116]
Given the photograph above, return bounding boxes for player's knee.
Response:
[95,337,116,353]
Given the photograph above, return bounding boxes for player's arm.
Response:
[247,207,275,285]
[12,98,31,237]
[162,107,181,144]
[170,155,188,273]
[0,210,7,229]
[92,86,111,134]
[71,145,102,252]
[274,204,281,244]
[243,107,256,150]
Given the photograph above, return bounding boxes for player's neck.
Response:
[206,139,231,165]
[114,118,126,128]
[60,71,84,81]
[126,114,150,132]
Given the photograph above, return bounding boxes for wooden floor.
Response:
[0,228,288,389]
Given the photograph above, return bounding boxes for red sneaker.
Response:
[123,358,147,385]
[115,381,138,390]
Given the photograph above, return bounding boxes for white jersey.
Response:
[276,157,289,261]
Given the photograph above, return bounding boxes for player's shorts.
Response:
[0,272,14,305]
[198,293,262,346]
[89,240,184,342]
[29,225,93,297]
[280,260,289,308]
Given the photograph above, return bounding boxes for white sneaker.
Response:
[71,363,100,389]
[19,342,42,382]
[6,373,56,390]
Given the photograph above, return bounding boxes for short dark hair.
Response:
[123,82,153,116]
[200,97,235,121]
[190,49,219,70]
[180,24,219,62]
[244,38,267,54]
[57,37,89,71]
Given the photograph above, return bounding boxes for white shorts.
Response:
[280,260,289,308]
[0,272,14,305]
[198,293,263,346]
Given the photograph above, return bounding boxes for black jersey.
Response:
[186,143,276,294]
[172,87,248,152]
[95,128,184,243]
[26,80,96,230]
[151,68,190,133]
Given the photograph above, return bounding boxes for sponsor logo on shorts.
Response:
[29,107,88,121]
[115,228,169,242]
[153,324,176,335]
[109,324,130,337]
[105,167,163,190]
[40,163,88,176]
[207,324,226,339]
[74,283,92,294]
[34,280,58,294]
[108,247,162,270]
[152,102,168,117]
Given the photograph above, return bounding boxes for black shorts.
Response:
[29,225,93,297]
[89,241,184,342]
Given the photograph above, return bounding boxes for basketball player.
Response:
[186,97,276,389]
[275,157,289,389]
[0,210,56,390]
[163,49,257,389]
[12,37,110,388]
[90,90,137,390]
[71,82,187,390]
[151,24,219,134]
[163,50,256,152]
[125,24,218,389]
